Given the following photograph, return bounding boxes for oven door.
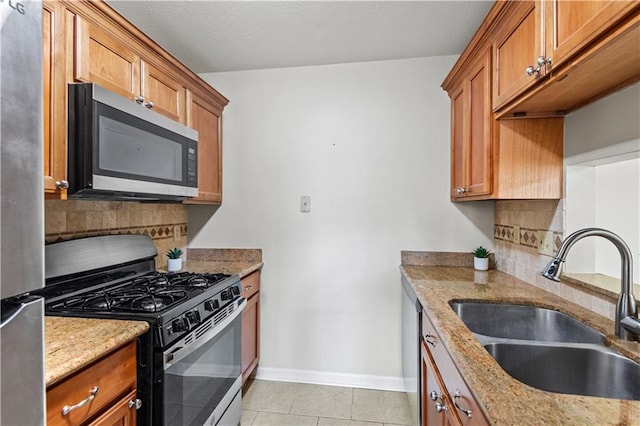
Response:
[163,298,245,426]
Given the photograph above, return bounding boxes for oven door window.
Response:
[164,314,241,426]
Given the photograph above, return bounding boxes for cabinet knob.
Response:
[537,55,552,68]
[429,390,442,401]
[434,401,448,413]
[134,96,144,104]
[525,65,539,76]
[526,56,552,77]
[455,187,467,195]
[144,101,154,109]
[128,398,142,410]
[55,180,69,190]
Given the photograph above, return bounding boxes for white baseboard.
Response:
[254,367,405,392]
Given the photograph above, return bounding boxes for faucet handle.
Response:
[541,258,562,281]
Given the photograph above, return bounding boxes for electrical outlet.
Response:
[513,225,521,244]
[538,230,555,256]
[300,195,311,213]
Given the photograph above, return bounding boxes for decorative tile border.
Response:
[494,225,513,242]
[494,224,563,252]
[45,223,188,245]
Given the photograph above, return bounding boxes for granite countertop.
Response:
[45,317,149,387]
[180,248,263,278]
[180,260,262,278]
[401,264,640,425]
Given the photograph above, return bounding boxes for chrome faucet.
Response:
[541,228,640,341]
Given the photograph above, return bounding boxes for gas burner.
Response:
[136,297,166,312]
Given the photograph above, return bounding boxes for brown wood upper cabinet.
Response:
[450,50,492,200]
[43,0,229,204]
[74,14,186,123]
[494,0,639,112]
[183,90,223,204]
[43,1,68,198]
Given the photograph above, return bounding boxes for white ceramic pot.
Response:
[474,256,489,271]
[167,258,183,272]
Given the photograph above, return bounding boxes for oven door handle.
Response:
[164,298,246,370]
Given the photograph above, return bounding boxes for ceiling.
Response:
[106,1,494,73]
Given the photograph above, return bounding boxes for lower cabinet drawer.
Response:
[241,270,260,299]
[422,311,488,425]
[47,341,137,426]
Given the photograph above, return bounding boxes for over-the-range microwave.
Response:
[67,83,198,201]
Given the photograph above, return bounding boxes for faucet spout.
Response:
[540,228,638,341]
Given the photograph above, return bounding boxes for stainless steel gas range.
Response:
[37,235,245,426]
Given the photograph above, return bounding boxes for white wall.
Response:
[564,83,640,284]
[189,57,494,390]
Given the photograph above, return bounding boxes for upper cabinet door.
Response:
[544,0,640,71]
[493,1,543,111]
[141,61,187,124]
[43,1,68,198]
[184,90,223,204]
[74,15,140,100]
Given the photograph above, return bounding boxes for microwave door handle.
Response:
[163,298,246,369]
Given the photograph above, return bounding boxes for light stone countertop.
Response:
[45,317,149,387]
[179,260,263,278]
[401,265,640,425]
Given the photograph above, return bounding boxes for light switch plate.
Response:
[300,195,311,213]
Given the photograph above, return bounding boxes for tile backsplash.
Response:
[494,199,616,318]
[45,200,187,270]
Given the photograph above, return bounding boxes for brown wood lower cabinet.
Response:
[241,270,261,384]
[421,311,488,426]
[47,341,139,426]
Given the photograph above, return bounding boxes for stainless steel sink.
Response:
[484,343,640,401]
[449,301,640,401]
[450,302,604,344]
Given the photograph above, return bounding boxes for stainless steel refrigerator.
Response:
[0,0,46,425]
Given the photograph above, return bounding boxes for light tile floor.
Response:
[241,380,413,426]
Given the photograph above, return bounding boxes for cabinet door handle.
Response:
[144,101,154,109]
[244,285,254,291]
[429,390,441,401]
[434,401,448,413]
[61,386,99,415]
[55,180,69,190]
[453,389,473,419]
[134,96,144,104]
[128,398,142,410]
[455,187,467,195]
[424,333,436,347]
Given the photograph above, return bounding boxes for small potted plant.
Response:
[472,246,491,271]
[166,247,184,272]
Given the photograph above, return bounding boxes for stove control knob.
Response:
[172,318,188,333]
[221,290,232,301]
[204,299,219,311]
[186,311,200,324]
[231,286,240,296]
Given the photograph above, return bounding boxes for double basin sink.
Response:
[450,302,640,401]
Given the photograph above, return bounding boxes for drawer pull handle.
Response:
[244,285,254,291]
[62,386,99,415]
[424,333,436,347]
[453,389,472,418]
